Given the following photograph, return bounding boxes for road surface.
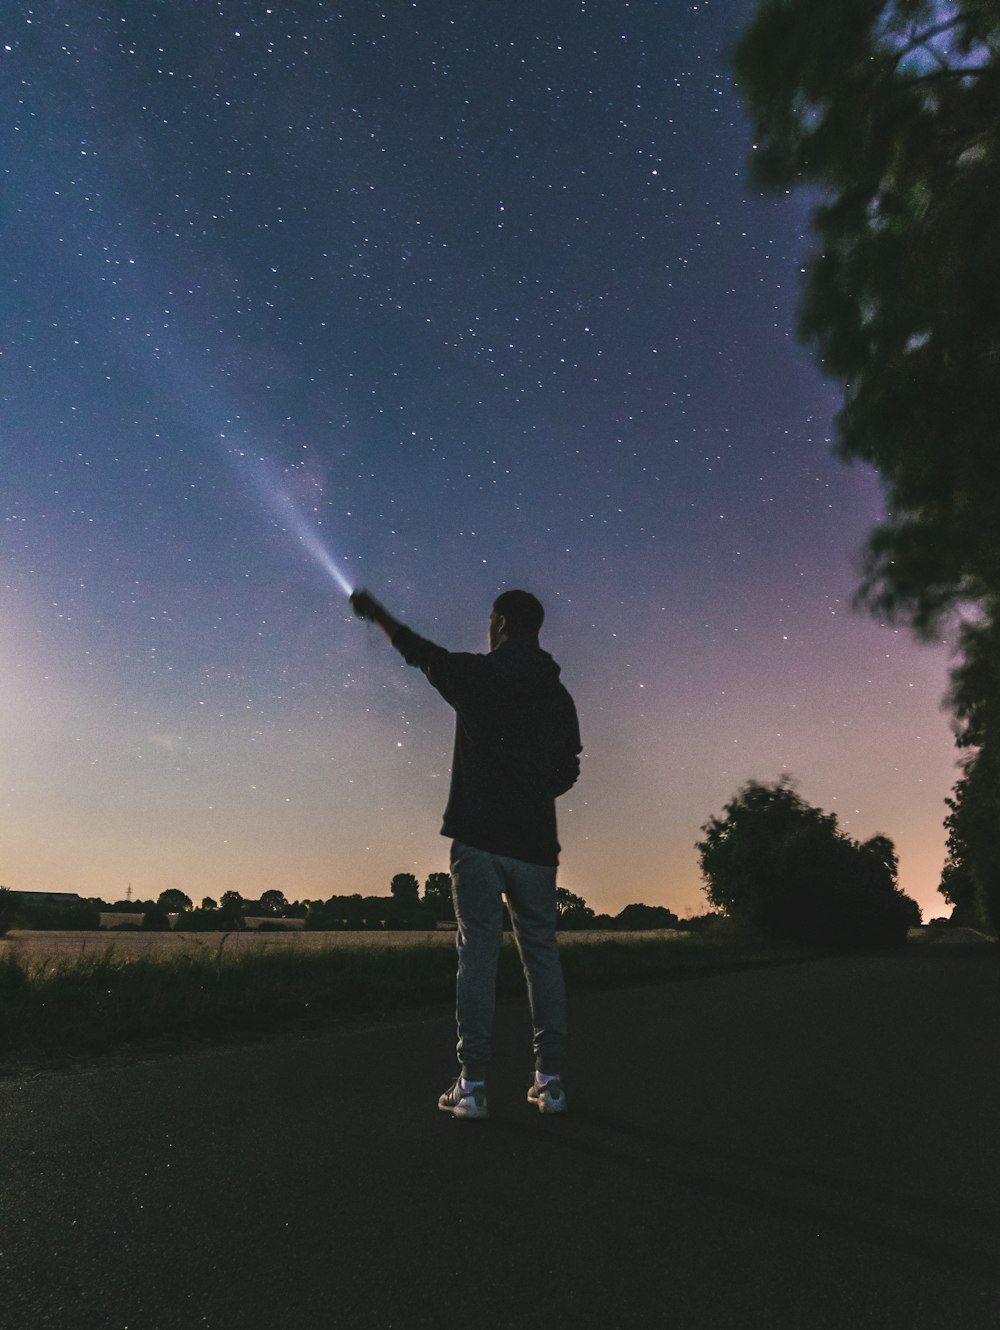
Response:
[1,948,998,1329]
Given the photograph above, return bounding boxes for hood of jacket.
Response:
[488,638,564,698]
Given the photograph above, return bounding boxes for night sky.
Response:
[2,1,958,920]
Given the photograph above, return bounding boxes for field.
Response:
[1,927,689,961]
[0,927,788,1071]
[3,928,457,961]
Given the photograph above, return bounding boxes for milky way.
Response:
[1,2,957,918]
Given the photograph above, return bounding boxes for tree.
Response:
[937,613,1000,933]
[734,0,1000,633]
[259,889,289,916]
[423,871,454,923]
[157,889,192,913]
[734,1,1000,934]
[303,900,337,931]
[175,906,227,932]
[390,873,420,908]
[555,888,595,930]
[696,777,917,946]
[0,886,20,936]
[387,873,421,927]
[201,896,218,911]
[141,905,171,931]
[219,891,246,929]
[614,903,681,931]
[939,746,1000,934]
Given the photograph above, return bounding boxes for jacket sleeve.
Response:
[391,625,483,708]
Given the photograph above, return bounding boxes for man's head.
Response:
[489,589,544,650]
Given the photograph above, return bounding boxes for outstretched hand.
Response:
[350,589,381,621]
[350,588,402,643]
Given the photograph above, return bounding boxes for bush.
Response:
[614,903,680,931]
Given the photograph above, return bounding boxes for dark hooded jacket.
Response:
[392,626,581,866]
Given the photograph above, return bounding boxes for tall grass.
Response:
[0,933,799,1067]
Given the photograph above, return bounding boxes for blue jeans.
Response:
[449,840,568,1080]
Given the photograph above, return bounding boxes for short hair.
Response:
[493,589,544,635]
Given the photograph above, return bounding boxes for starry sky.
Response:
[2,1,959,920]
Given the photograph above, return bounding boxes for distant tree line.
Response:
[2,772,937,949]
[0,889,102,933]
[300,878,691,934]
[0,879,704,937]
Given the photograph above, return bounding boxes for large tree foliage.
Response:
[734,1,1000,931]
[735,0,1000,628]
[697,778,919,946]
[938,611,1000,930]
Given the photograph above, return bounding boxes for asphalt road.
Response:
[2,948,998,1330]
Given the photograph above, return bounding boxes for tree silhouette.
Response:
[0,886,20,936]
[555,888,595,930]
[390,873,420,907]
[615,902,680,931]
[734,0,1000,934]
[219,891,246,929]
[734,0,1000,631]
[697,777,917,946]
[939,613,1000,933]
[157,889,192,913]
[423,871,454,922]
[940,746,1000,934]
[259,889,289,916]
[141,905,171,932]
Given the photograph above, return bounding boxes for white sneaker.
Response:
[527,1078,568,1114]
[438,1078,489,1120]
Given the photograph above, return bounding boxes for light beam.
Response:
[234,450,355,597]
[272,487,355,597]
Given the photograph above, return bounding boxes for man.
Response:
[350,587,581,1120]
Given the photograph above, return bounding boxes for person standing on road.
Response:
[350,587,582,1121]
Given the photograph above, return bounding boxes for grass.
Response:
[0,931,805,1072]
